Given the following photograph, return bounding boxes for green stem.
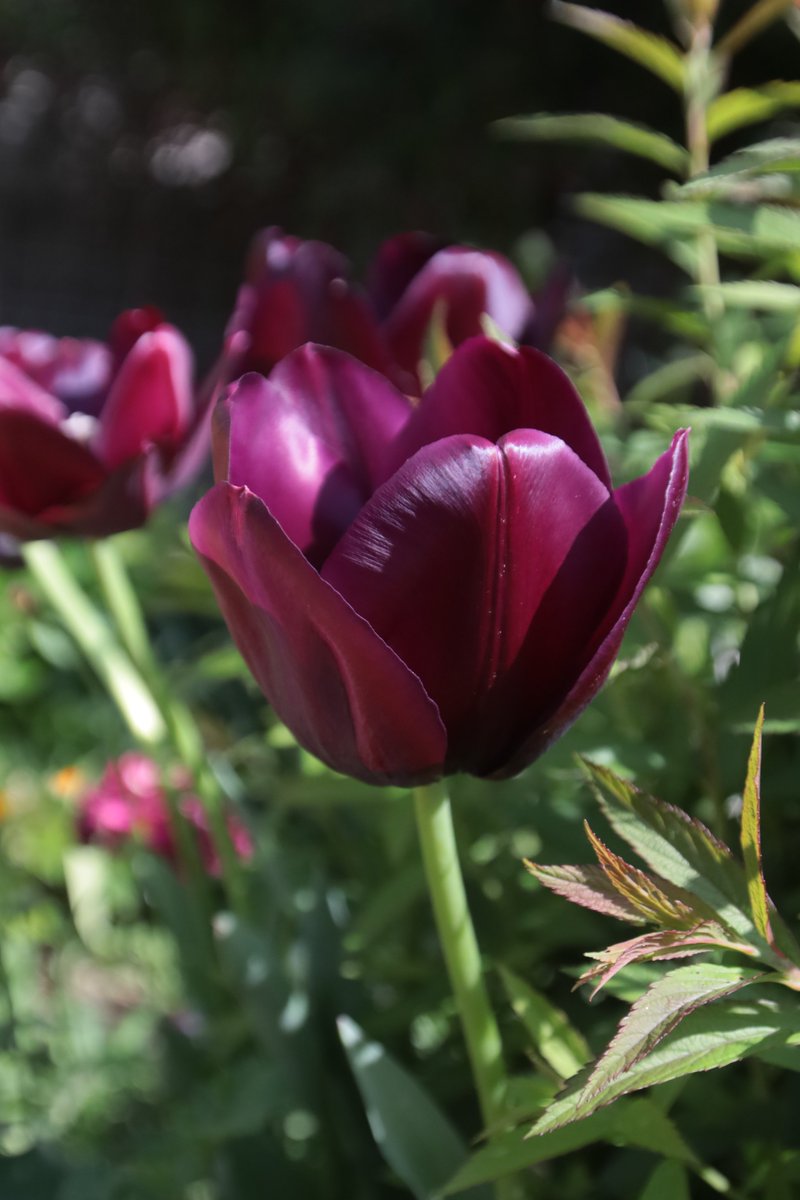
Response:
[23,541,166,745]
[413,782,507,1125]
[90,538,249,915]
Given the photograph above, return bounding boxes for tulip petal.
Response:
[490,429,690,778]
[0,355,67,423]
[383,247,535,384]
[386,339,612,488]
[0,411,105,517]
[215,347,413,565]
[322,430,619,757]
[189,483,447,785]
[97,328,194,468]
[365,231,445,320]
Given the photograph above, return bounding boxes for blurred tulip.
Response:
[0,309,208,541]
[77,752,253,874]
[191,337,688,786]
[224,227,564,394]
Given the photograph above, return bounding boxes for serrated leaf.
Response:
[575,193,800,267]
[338,1016,490,1200]
[526,860,648,923]
[441,1096,696,1194]
[638,1161,691,1200]
[550,3,684,91]
[707,83,800,143]
[741,705,772,943]
[499,967,590,1080]
[581,761,755,941]
[531,964,764,1133]
[584,822,713,928]
[497,113,688,173]
[579,925,744,998]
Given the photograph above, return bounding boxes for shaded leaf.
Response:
[550,2,684,91]
[499,966,590,1079]
[497,113,687,173]
[638,1160,691,1200]
[531,965,765,1133]
[338,1016,490,1200]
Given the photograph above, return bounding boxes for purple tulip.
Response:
[224,227,562,395]
[0,309,207,541]
[191,338,687,785]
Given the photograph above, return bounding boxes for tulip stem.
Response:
[412,781,508,1130]
[22,540,166,746]
[88,537,251,917]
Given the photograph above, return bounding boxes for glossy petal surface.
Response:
[97,328,194,468]
[322,429,618,756]
[190,483,447,784]
[490,430,689,777]
[216,346,412,564]
[387,338,611,487]
[384,247,535,382]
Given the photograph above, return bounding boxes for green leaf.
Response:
[638,1161,691,1200]
[531,966,766,1133]
[338,1016,490,1200]
[550,2,685,91]
[499,967,590,1080]
[575,193,800,267]
[693,280,800,311]
[716,0,797,60]
[441,1097,695,1194]
[581,761,755,941]
[740,706,772,943]
[496,113,688,173]
[707,82,800,142]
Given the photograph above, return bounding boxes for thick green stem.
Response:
[23,541,166,745]
[413,781,507,1124]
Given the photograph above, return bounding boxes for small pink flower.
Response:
[77,752,253,874]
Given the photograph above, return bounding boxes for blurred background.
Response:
[0,0,795,367]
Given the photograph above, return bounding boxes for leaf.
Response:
[550,2,685,91]
[496,113,688,173]
[526,860,648,923]
[531,965,766,1133]
[638,1161,691,1200]
[707,82,800,143]
[693,280,800,312]
[441,1097,696,1194]
[583,822,714,928]
[499,967,590,1080]
[338,1016,490,1200]
[575,193,800,267]
[581,761,756,941]
[740,705,772,943]
[716,0,797,59]
[579,925,744,998]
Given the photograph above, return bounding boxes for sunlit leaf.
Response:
[707,83,800,142]
[550,3,685,91]
[531,965,765,1133]
[497,113,688,173]
[740,705,772,943]
[526,860,648,923]
[579,925,746,998]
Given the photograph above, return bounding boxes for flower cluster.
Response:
[77,752,253,874]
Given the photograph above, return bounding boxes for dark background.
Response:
[0,0,795,366]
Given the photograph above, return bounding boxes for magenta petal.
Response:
[0,411,105,518]
[189,483,447,785]
[386,338,612,488]
[0,356,67,423]
[490,429,690,777]
[322,430,615,753]
[383,246,535,382]
[217,346,412,564]
[96,328,194,468]
[365,231,446,320]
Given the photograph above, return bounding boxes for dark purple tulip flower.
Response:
[224,227,563,395]
[0,309,207,540]
[190,336,688,787]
